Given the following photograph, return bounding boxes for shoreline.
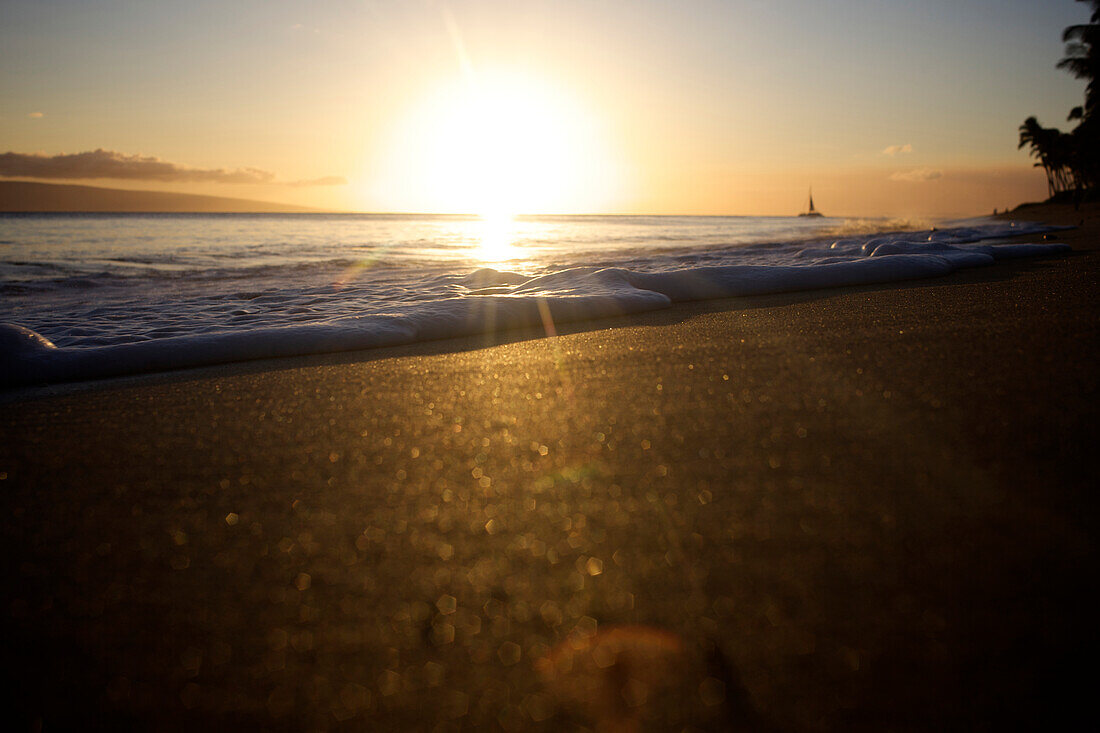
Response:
[1,206,1078,401]
[2,245,1084,406]
[2,201,1097,730]
[995,200,1100,250]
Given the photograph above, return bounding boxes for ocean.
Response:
[0,212,1066,387]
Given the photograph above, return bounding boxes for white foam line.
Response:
[0,240,1070,388]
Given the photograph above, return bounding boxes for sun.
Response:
[369,70,624,217]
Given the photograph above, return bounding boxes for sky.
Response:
[0,0,1092,217]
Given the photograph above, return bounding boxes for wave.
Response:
[820,218,934,237]
[0,257,422,293]
[0,236,1070,389]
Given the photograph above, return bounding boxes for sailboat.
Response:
[798,188,823,218]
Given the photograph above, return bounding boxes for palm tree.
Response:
[1059,3,1100,117]
[1019,117,1059,197]
[1018,1,1100,201]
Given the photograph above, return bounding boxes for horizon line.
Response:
[0,179,1032,220]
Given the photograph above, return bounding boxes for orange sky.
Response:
[0,0,1090,217]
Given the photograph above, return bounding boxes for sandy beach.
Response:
[2,205,1098,731]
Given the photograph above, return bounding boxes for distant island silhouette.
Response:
[0,181,323,213]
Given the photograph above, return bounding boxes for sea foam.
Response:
[0,228,1070,388]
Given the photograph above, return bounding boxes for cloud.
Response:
[27,112,44,119]
[0,149,274,183]
[890,167,943,182]
[287,176,348,186]
[0,149,344,186]
[882,143,912,156]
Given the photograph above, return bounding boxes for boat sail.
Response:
[799,188,823,218]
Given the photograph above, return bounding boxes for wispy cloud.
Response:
[890,167,942,182]
[882,143,912,156]
[27,112,44,119]
[287,176,347,187]
[0,149,345,186]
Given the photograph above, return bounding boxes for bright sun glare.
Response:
[369,71,624,221]
[476,210,518,262]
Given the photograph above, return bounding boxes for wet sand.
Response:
[2,205,1098,731]
[999,199,1100,238]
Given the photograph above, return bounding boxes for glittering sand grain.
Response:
[2,206,1097,731]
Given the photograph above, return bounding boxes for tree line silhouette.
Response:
[1018,0,1100,201]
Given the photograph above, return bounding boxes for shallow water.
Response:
[0,213,1066,386]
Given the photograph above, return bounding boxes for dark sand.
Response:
[2,206,1098,731]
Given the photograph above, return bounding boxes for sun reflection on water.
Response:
[475,212,521,264]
